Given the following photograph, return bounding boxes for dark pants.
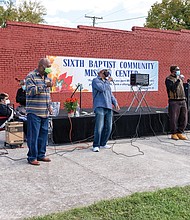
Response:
[16,118,27,137]
[168,100,187,134]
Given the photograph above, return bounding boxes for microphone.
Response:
[108,76,115,85]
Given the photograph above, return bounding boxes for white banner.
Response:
[47,56,159,92]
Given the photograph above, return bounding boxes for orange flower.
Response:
[64,98,78,113]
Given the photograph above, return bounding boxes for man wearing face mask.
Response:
[26,58,53,165]
[16,80,26,115]
[0,93,14,130]
[0,93,13,118]
[92,68,120,152]
[165,66,188,140]
[0,93,27,135]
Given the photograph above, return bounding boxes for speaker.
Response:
[130,74,149,86]
[5,121,24,145]
[183,83,190,109]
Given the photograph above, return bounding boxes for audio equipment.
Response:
[130,74,149,86]
[5,122,24,147]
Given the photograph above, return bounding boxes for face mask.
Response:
[176,70,180,76]
[22,85,26,91]
[103,71,110,78]
[44,67,52,74]
[5,99,10,105]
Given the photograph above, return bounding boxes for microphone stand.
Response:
[79,84,82,110]
[71,83,82,109]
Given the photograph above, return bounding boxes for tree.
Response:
[0,1,17,26]
[145,0,190,30]
[0,0,46,27]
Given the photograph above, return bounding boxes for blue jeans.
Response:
[27,113,49,162]
[93,107,113,148]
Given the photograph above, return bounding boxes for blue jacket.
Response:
[92,76,118,110]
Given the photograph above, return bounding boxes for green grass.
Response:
[27,185,190,220]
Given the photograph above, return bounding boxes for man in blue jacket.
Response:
[92,68,120,152]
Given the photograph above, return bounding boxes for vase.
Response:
[68,111,74,117]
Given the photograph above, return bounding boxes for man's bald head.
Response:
[38,58,51,75]
[38,58,51,68]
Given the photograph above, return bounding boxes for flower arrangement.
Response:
[64,97,78,113]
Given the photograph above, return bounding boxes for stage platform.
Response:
[52,107,170,144]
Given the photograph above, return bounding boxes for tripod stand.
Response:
[127,85,151,113]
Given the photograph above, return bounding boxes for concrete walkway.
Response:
[0,130,190,220]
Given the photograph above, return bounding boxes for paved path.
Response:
[0,130,190,220]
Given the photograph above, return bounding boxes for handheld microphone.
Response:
[108,76,115,84]
[108,76,113,81]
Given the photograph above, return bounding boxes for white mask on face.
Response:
[5,99,10,105]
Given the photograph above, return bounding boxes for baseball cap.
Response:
[97,68,111,74]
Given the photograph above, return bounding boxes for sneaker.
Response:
[177,133,188,140]
[171,134,179,140]
[100,145,111,149]
[92,147,100,152]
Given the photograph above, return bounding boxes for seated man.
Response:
[0,93,14,128]
[16,80,26,115]
[0,93,27,136]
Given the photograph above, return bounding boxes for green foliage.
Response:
[0,0,46,27]
[27,185,190,220]
[145,0,190,30]
[0,1,17,27]
[17,0,46,23]
[64,98,78,113]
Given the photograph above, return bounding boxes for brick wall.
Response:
[1,21,190,109]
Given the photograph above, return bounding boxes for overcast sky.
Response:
[16,0,162,31]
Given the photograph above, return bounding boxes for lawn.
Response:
[27,185,190,220]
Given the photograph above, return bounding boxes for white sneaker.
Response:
[100,145,111,149]
[92,147,100,152]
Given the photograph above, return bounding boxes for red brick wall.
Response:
[1,21,190,109]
